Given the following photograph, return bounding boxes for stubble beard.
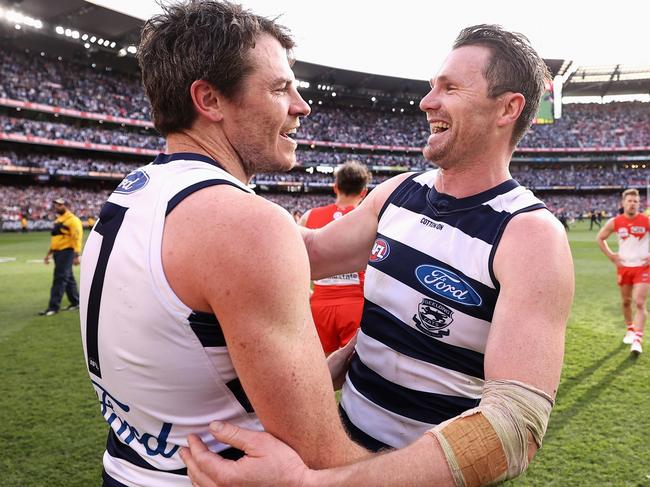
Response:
[237,142,295,180]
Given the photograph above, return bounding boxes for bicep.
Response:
[307,173,412,279]
[164,189,361,467]
[485,212,573,397]
[198,209,359,466]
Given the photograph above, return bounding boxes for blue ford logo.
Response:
[114,169,149,195]
[415,265,482,306]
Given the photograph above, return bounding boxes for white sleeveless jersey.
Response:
[339,170,546,450]
[80,153,262,487]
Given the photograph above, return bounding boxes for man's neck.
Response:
[335,194,362,208]
[166,131,248,184]
[434,163,511,198]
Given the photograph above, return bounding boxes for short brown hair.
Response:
[453,24,550,145]
[138,0,294,136]
[622,188,640,199]
[335,161,372,196]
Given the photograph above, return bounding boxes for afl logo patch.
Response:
[114,169,149,195]
[415,264,482,306]
[369,238,390,262]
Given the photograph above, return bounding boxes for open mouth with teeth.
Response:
[430,121,450,134]
[280,128,298,141]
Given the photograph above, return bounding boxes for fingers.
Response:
[180,436,221,487]
[208,421,253,453]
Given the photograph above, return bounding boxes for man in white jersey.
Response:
[597,188,650,355]
[79,2,366,486]
[181,25,573,487]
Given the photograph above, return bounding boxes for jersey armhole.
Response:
[377,172,422,220]
[487,203,548,290]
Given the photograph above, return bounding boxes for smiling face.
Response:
[219,34,310,178]
[419,46,502,169]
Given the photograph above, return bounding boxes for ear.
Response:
[359,188,368,198]
[189,80,224,123]
[496,92,526,129]
[333,183,340,196]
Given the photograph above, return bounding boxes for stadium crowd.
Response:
[0,114,162,150]
[0,180,629,230]
[0,184,110,229]
[1,44,649,231]
[0,46,151,120]
[1,45,650,150]
[2,149,646,189]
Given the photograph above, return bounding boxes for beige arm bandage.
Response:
[427,379,554,487]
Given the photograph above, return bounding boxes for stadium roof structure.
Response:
[563,65,650,97]
[2,0,649,100]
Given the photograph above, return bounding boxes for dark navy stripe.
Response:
[389,181,514,244]
[188,311,226,347]
[339,405,390,452]
[226,378,255,413]
[107,428,187,475]
[426,178,521,212]
[368,234,497,322]
[152,152,225,169]
[487,203,548,288]
[106,428,244,476]
[166,180,247,216]
[361,298,485,378]
[103,469,130,487]
[348,357,480,425]
[86,202,128,378]
[377,172,422,220]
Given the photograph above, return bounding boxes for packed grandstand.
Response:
[1,7,649,231]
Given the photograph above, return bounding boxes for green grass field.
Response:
[0,223,648,486]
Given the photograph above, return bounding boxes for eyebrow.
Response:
[271,77,294,88]
[430,75,451,89]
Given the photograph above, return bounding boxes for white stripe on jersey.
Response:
[412,171,437,187]
[379,203,496,289]
[356,330,484,397]
[104,452,190,487]
[81,156,263,486]
[364,265,491,353]
[341,377,432,449]
[482,185,535,212]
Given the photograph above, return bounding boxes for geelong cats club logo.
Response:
[413,298,454,338]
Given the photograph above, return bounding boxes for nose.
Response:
[419,88,441,112]
[291,89,311,117]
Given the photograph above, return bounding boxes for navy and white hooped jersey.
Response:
[80,153,261,487]
[340,170,547,450]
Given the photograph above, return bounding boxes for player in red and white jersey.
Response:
[299,161,371,354]
[598,188,650,355]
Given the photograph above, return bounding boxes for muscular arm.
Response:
[308,210,573,484]
[303,173,412,279]
[180,203,574,487]
[596,218,619,265]
[163,185,366,469]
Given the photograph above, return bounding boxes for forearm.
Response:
[597,238,614,259]
[304,434,454,487]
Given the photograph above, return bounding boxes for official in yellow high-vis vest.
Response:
[39,198,83,316]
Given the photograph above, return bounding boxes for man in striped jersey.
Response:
[182,24,573,487]
[80,2,367,486]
